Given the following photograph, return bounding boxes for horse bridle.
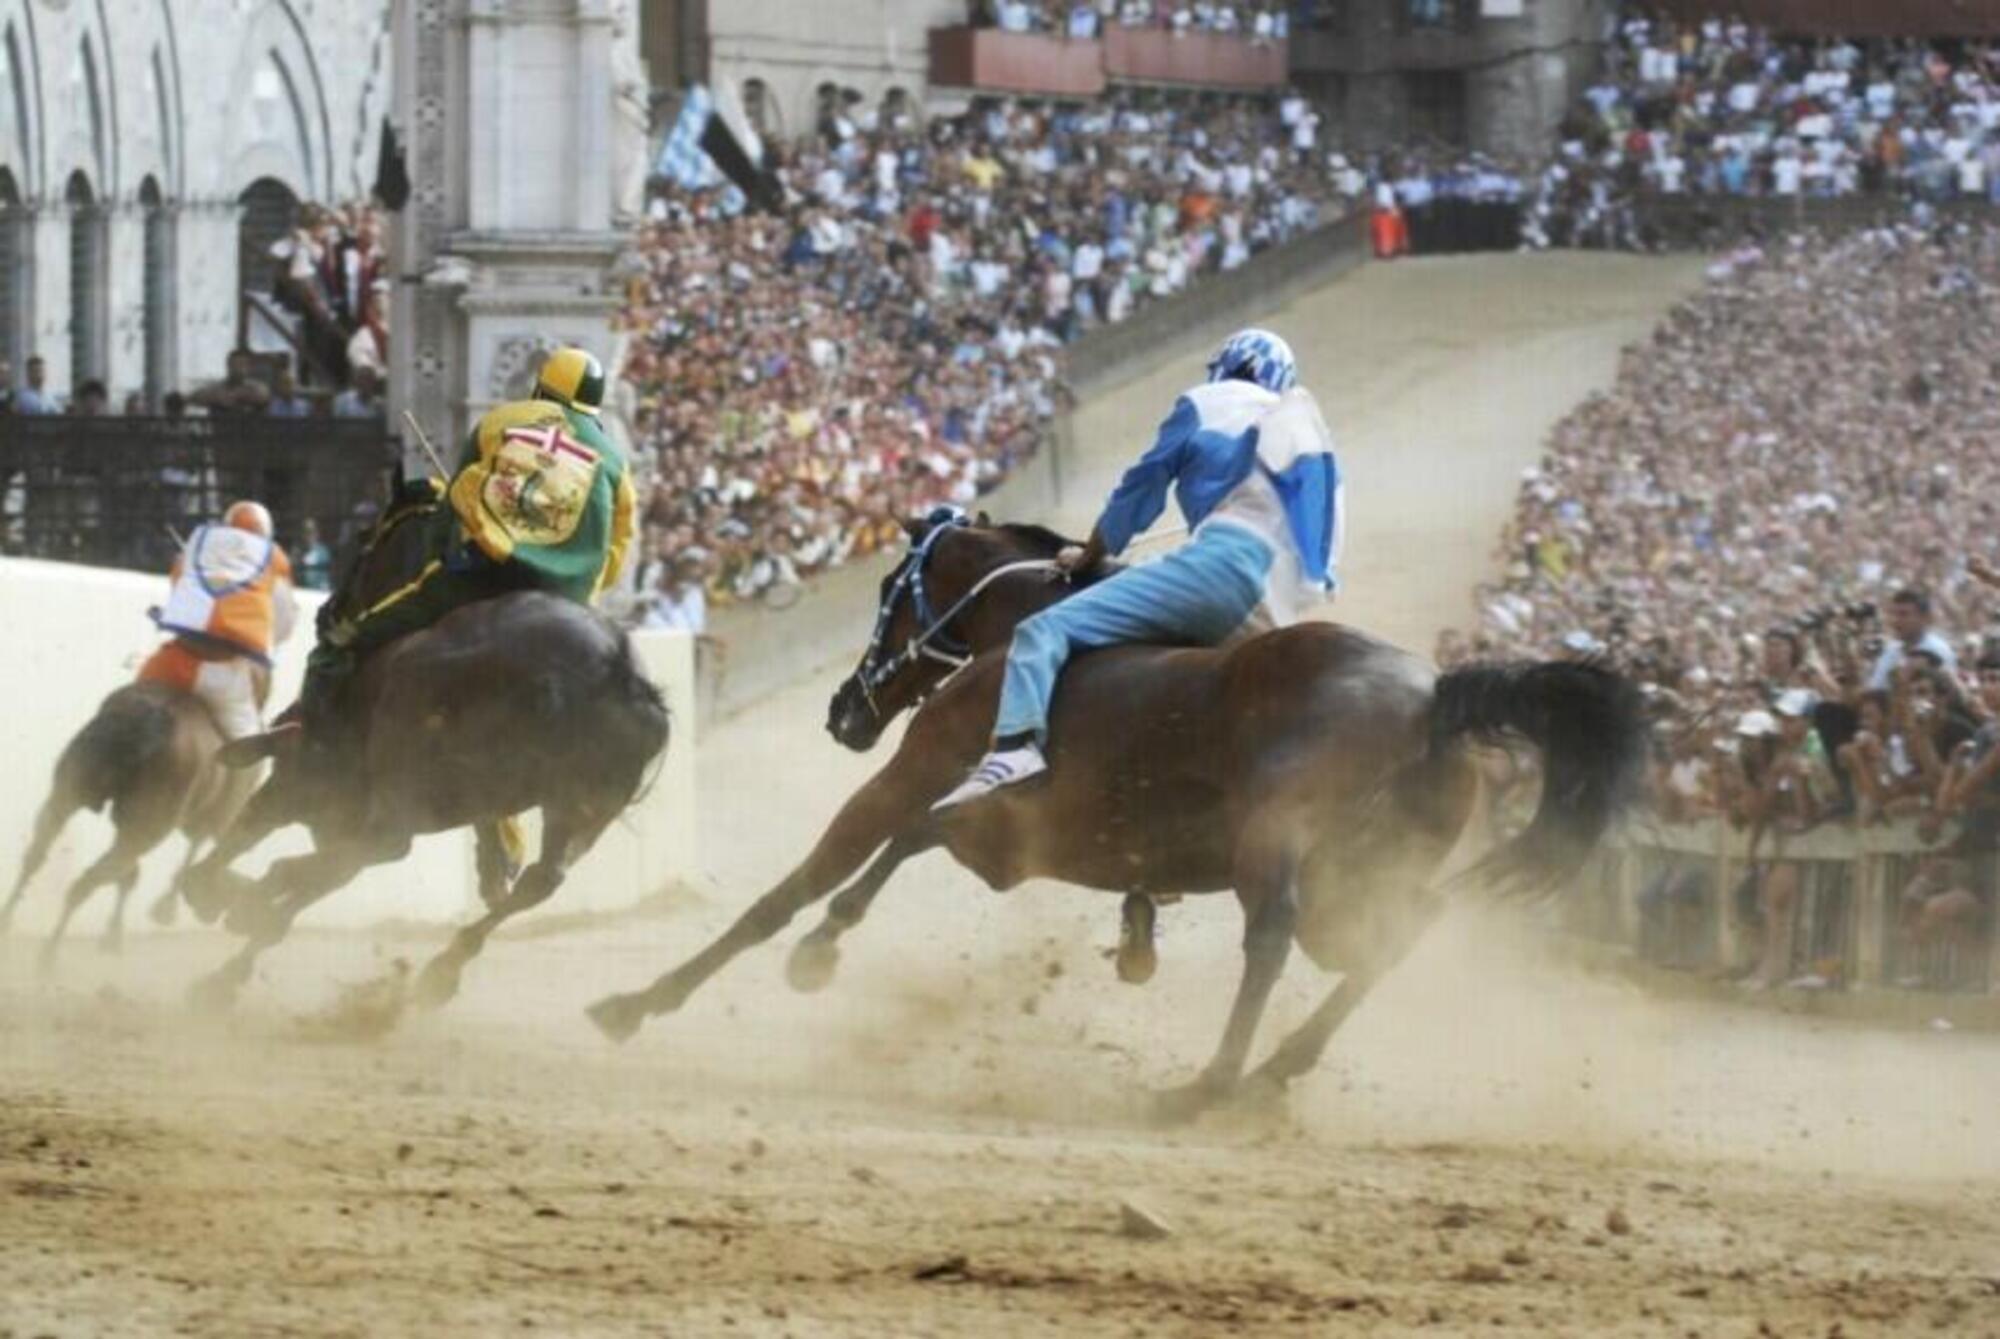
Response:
[854,510,1056,714]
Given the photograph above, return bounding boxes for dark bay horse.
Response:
[4,680,245,960]
[180,499,671,1010]
[588,517,1645,1120]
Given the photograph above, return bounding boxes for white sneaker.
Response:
[932,743,1048,810]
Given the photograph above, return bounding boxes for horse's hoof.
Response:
[1115,942,1157,986]
[149,895,180,928]
[223,897,283,941]
[411,958,462,1012]
[1148,1075,1231,1126]
[785,939,840,994]
[186,970,241,1014]
[585,994,646,1044]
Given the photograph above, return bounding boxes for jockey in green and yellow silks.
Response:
[296,346,637,745]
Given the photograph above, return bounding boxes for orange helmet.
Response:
[223,500,273,538]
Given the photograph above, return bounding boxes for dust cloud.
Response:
[5,254,1997,1337]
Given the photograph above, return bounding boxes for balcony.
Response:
[927,26,1289,98]
[1102,28,1288,90]
[927,28,1106,99]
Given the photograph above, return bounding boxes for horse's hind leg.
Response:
[785,826,940,994]
[99,866,143,955]
[188,842,384,1011]
[414,811,599,1010]
[2,792,74,934]
[1247,886,1441,1096]
[472,820,521,911]
[1153,843,1300,1124]
[40,832,150,972]
[148,838,202,928]
[589,760,935,1042]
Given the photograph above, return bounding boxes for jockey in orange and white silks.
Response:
[137,500,299,741]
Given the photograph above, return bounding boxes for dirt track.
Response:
[7,254,2000,1337]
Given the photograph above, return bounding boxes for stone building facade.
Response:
[1293,0,1605,161]
[0,0,395,403]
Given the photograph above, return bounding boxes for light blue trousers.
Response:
[994,523,1273,745]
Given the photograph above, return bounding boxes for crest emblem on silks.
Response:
[481,423,600,546]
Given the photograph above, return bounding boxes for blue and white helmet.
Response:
[1205,327,1298,394]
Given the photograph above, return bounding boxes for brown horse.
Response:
[588,516,1645,1120]
[4,680,246,961]
[179,501,672,1011]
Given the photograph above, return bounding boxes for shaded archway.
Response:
[236,175,298,345]
[139,175,170,404]
[0,166,22,379]
[66,170,105,387]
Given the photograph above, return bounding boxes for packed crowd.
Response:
[1441,224,2000,984]
[1522,11,2000,249]
[618,90,1347,609]
[975,1,1292,39]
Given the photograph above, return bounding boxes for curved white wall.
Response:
[0,556,696,933]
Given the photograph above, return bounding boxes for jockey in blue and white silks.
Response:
[935,328,1344,808]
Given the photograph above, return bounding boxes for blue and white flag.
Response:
[656,84,722,190]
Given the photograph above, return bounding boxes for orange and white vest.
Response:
[154,524,298,665]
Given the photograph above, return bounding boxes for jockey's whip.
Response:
[400,410,451,485]
[162,523,185,551]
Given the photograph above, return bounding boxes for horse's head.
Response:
[825,508,1075,752]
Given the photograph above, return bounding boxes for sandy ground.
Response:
[8,253,2000,1338]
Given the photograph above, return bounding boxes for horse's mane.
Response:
[993,522,1081,553]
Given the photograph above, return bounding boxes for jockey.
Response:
[935,328,1342,808]
[139,500,299,741]
[296,345,637,739]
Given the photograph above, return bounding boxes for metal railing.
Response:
[1577,820,1998,994]
[0,415,398,572]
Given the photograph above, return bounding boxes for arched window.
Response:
[66,171,105,388]
[139,177,170,406]
[742,78,775,140]
[882,87,916,133]
[0,167,21,381]
[236,176,299,350]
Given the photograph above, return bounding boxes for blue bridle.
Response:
[853,507,1056,710]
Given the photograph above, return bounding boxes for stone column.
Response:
[392,0,629,463]
[26,207,70,393]
[174,199,247,392]
[105,201,148,401]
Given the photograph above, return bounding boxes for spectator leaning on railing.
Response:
[1445,222,2000,988]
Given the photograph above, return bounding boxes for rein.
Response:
[856,515,1056,711]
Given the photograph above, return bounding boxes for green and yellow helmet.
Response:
[533,346,606,417]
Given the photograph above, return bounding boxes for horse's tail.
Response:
[58,686,178,815]
[1428,659,1647,894]
[528,629,671,804]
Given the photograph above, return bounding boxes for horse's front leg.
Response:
[1153,846,1299,1124]
[588,761,936,1042]
[785,825,940,993]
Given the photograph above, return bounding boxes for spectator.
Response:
[188,349,272,417]
[267,368,315,419]
[639,554,710,634]
[295,517,334,591]
[15,355,59,415]
[1868,588,1957,690]
[69,380,109,417]
[332,365,385,420]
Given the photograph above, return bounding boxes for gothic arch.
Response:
[220,1,334,203]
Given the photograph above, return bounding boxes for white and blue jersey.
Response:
[990,379,1343,746]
